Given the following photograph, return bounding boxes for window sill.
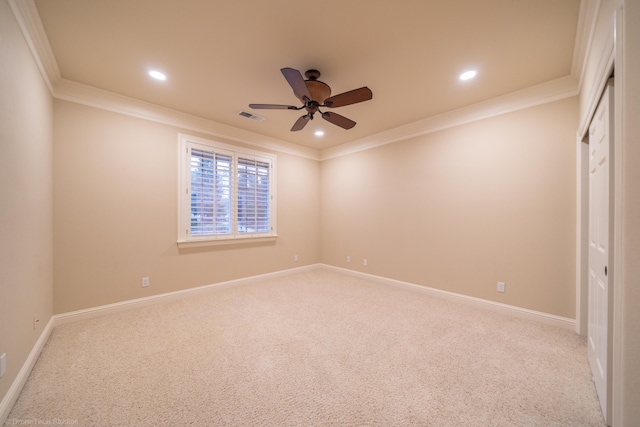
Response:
[177,235,277,249]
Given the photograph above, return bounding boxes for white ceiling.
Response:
[33,0,581,151]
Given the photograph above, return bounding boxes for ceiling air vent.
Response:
[238,110,265,122]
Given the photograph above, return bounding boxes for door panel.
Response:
[587,79,613,425]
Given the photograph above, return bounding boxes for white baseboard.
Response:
[0,264,319,425]
[1,262,575,424]
[52,264,321,326]
[320,264,576,331]
[0,317,55,426]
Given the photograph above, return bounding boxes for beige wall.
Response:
[0,0,54,406]
[321,97,578,318]
[53,100,321,314]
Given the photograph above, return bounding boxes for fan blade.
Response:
[291,115,310,131]
[322,111,356,129]
[281,68,312,102]
[249,104,298,110]
[324,87,372,108]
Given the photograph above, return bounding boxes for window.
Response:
[178,134,276,245]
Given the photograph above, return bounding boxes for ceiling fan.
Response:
[249,68,373,131]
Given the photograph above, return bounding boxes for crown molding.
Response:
[572,0,602,89]
[7,0,61,94]
[54,79,321,160]
[320,75,579,160]
[577,11,615,139]
[8,1,320,160]
[10,0,583,162]
[56,75,578,163]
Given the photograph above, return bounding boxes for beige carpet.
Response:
[8,269,605,426]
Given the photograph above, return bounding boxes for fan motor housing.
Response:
[302,69,331,104]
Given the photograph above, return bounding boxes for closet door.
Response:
[587,78,614,425]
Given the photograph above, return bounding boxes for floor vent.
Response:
[238,111,265,122]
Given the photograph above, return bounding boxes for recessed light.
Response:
[149,70,167,81]
[315,130,325,137]
[459,70,477,81]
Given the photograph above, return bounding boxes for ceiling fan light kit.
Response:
[249,67,372,132]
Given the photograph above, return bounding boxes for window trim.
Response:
[177,134,277,247]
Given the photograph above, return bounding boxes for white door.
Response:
[587,79,614,425]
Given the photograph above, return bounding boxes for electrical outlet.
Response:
[364,259,368,266]
[497,282,505,293]
[0,353,6,378]
[346,256,351,263]
[142,277,150,287]
[294,255,298,262]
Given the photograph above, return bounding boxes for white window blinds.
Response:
[190,148,232,236]
[237,157,271,233]
[179,134,276,243]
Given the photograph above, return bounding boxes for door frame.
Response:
[575,6,625,426]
